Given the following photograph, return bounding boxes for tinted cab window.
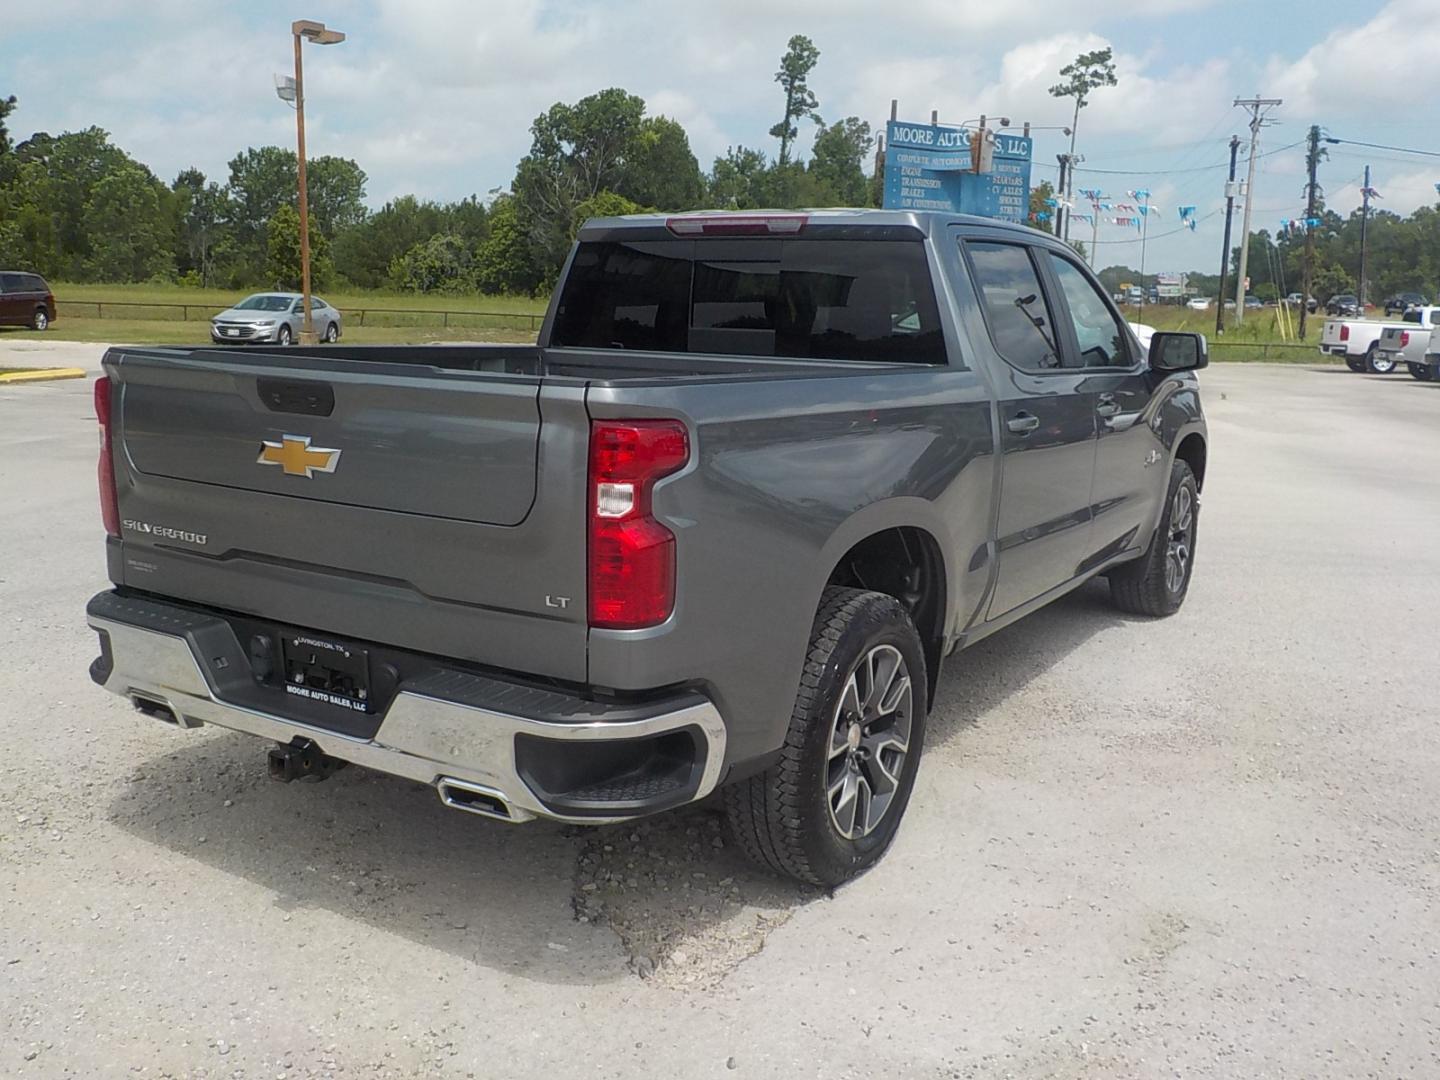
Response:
[965,242,1062,372]
[553,237,946,364]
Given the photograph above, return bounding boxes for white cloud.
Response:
[1263,0,1439,118]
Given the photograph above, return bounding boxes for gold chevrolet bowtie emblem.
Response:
[257,434,341,478]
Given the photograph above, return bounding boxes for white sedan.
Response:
[1186,297,1211,311]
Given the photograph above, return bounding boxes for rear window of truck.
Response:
[552,238,946,364]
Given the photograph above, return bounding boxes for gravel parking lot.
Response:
[3,353,1438,1078]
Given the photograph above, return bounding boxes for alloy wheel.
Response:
[1165,484,1195,594]
[826,644,914,841]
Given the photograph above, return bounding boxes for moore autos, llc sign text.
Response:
[883,121,1033,224]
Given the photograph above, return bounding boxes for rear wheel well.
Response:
[1175,433,1206,490]
[826,526,946,705]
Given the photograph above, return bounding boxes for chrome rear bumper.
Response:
[87,592,725,825]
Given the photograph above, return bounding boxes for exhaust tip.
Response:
[437,778,514,822]
[130,692,183,726]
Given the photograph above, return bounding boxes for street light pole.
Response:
[292,29,314,343]
[288,19,345,345]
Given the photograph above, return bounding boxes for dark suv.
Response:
[1326,294,1360,317]
[1384,292,1428,317]
[0,271,56,330]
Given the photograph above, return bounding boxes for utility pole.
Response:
[1055,154,1070,243]
[1358,164,1372,312]
[1299,123,1322,340]
[1233,95,1282,325]
[1216,135,1240,336]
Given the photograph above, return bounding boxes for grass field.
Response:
[4,283,1332,360]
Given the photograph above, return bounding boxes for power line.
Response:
[1323,136,1440,159]
[1071,139,1303,176]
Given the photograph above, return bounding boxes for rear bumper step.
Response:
[87,590,725,825]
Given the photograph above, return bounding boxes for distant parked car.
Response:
[1284,292,1318,313]
[210,292,343,345]
[1383,292,1428,316]
[0,270,56,330]
[1244,296,1263,310]
[1186,297,1210,311]
[1326,294,1361,317]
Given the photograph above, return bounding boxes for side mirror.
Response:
[1149,331,1208,372]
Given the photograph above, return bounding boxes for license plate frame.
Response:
[280,632,372,713]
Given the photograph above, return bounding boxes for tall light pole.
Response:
[284,19,345,344]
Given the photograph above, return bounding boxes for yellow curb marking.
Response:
[0,367,88,384]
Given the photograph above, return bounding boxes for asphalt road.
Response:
[3,348,1438,1078]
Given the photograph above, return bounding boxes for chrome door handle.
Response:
[1096,395,1121,418]
[1007,412,1041,435]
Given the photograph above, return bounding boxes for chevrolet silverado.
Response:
[86,210,1209,886]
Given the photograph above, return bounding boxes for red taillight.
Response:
[95,376,120,537]
[1339,324,1350,342]
[1400,331,1411,347]
[665,213,807,236]
[588,420,689,629]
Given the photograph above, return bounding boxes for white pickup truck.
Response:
[1375,307,1440,381]
[1321,315,1418,373]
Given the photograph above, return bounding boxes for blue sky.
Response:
[3,0,1434,272]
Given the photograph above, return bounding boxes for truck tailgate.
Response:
[105,347,590,682]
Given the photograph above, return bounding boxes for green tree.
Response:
[82,161,173,281]
[171,168,231,286]
[228,146,298,279]
[708,145,769,209]
[0,93,17,186]
[307,155,368,235]
[571,190,645,236]
[390,232,475,293]
[808,117,873,205]
[333,194,447,289]
[1028,179,1055,233]
[475,195,548,295]
[0,93,16,157]
[512,88,648,278]
[623,117,704,210]
[769,35,821,165]
[265,202,330,290]
[228,147,365,280]
[1048,46,1118,200]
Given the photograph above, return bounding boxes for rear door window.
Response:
[552,238,946,363]
[965,241,1063,372]
[0,273,21,292]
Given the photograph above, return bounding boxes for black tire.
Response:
[724,586,928,887]
[277,324,292,346]
[1408,363,1433,382]
[1366,345,1395,374]
[1345,355,1365,373]
[324,322,339,343]
[31,308,48,331]
[1108,458,1198,618]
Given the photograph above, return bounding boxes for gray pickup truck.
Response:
[87,210,1208,885]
